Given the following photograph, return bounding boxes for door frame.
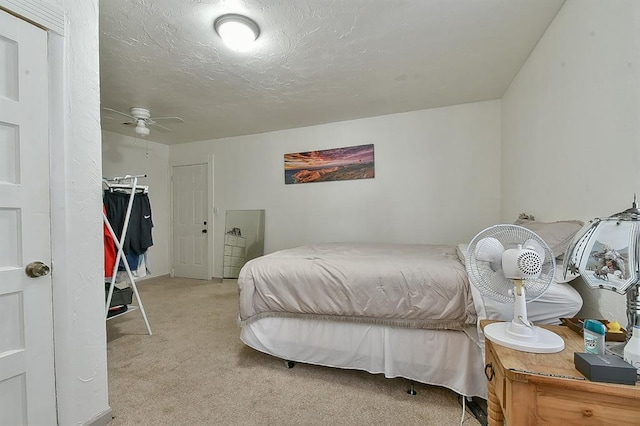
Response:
[169,155,215,280]
[1,2,112,425]
[0,1,64,35]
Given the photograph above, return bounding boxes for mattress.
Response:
[238,243,476,330]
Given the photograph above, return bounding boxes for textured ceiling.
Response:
[99,0,565,145]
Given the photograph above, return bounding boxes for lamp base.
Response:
[484,322,565,353]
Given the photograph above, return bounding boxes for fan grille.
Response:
[466,224,555,303]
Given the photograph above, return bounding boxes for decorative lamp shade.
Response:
[564,215,640,294]
[564,197,640,345]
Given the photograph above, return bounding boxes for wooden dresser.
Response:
[480,320,640,425]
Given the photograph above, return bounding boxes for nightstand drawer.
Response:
[536,385,639,425]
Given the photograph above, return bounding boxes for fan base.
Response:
[485,322,565,353]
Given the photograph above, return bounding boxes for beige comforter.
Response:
[238,243,477,330]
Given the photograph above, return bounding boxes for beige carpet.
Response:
[106,276,482,425]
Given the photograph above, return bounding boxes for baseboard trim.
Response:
[135,274,220,283]
[136,273,170,283]
[83,407,113,426]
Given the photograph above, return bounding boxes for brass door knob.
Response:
[25,261,51,278]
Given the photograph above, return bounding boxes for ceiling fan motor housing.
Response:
[130,107,151,120]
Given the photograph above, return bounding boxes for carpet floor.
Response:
[106,276,482,425]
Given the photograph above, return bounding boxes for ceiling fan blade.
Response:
[103,107,135,120]
[148,122,172,133]
[149,116,184,123]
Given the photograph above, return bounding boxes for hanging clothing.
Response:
[103,190,154,256]
[130,191,153,255]
[119,253,141,272]
[103,205,117,277]
[116,252,150,276]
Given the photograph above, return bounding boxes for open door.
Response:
[0,9,57,424]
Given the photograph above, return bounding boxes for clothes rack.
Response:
[103,174,152,335]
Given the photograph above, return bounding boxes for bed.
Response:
[237,220,584,399]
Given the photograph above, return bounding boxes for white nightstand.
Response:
[223,234,246,278]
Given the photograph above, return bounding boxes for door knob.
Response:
[202,229,207,233]
[25,261,51,278]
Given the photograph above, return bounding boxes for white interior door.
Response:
[172,163,209,279]
[0,9,56,425]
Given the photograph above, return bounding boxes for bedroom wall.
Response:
[102,130,172,276]
[501,0,640,322]
[170,100,502,278]
[46,0,111,424]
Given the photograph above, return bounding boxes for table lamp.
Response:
[564,196,640,357]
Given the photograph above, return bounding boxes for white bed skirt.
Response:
[241,317,487,399]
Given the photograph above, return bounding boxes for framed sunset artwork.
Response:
[284,144,375,184]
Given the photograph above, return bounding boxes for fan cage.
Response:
[466,224,556,304]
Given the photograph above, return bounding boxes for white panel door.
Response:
[172,163,209,279]
[0,9,56,425]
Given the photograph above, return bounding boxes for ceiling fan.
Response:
[103,107,184,137]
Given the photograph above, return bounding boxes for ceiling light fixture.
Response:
[214,14,260,51]
[135,120,150,137]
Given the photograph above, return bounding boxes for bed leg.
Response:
[407,382,417,396]
[284,360,296,369]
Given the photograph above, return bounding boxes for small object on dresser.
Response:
[574,352,637,385]
[560,317,627,342]
[226,227,242,236]
[583,319,606,354]
[608,320,624,333]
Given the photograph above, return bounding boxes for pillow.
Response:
[513,214,584,258]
